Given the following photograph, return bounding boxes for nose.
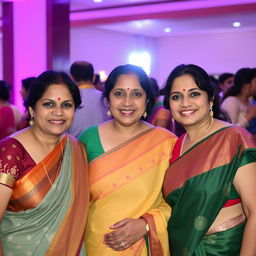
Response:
[180,95,191,108]
[123,94,133,106]
[53,105,64,115]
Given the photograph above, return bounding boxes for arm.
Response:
[0,184,13,256]
[233,162,256,256]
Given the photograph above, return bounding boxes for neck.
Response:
[30,127,63,151]
[184,117,214,144]
[111,120,148,137]
[237,94,249,105]
[77,81,93,86]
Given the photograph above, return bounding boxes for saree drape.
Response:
[0,135,89,256]
[85,127,177,256]
[163,126,256,256]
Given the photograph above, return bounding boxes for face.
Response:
[29,83,75,137]
[249,77,256,97]
[221,77,234,93]
[21,87,28,100]
[109,73,147,127]
[169,74,212,127]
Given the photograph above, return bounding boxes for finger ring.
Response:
[120,240,126,247]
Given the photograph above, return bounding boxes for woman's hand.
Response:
[104,218,148,251]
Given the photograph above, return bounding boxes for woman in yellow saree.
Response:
[79,64,177,256]
[0,71,89,256]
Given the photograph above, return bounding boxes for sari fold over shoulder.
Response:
[0,135,89,256]
[86,128,176,256]
[163,126,256,256]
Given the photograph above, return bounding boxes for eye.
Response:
[113,90,124,97]
[62,102,74,109]
[42,101,55,108]
[132,91,143,97]
[170,94,181,101]
[190,91,201,97]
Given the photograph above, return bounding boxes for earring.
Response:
[143,112,147,119]
[107,110,112,117]
[29,118,35,126]
[210,107,214,118]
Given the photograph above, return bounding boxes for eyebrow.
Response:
[42,98,73,102]
[113,88,143,91]
[170,88,200,95]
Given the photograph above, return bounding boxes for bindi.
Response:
[182,89,186,92]
[126,88,130,90]
[57,97,61,101]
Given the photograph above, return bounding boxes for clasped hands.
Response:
[104,218,148,251]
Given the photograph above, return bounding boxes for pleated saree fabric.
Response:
[81,127,177,256]
[163,126,256,256]
[0,135,89,256]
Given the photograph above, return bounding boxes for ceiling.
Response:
[70,0,256,37]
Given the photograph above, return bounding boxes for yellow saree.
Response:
[81,127,176,256]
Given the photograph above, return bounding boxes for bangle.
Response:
[145,223,149,233]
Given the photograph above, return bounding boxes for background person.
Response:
[0,71,89,255]
[162,64,256,255]
[68,61,107,137]
[0,80,21,140]
[79,64,177,255]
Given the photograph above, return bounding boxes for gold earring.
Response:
[210,107,214,118]
[143,112,147,119]
[107,110,112,117]
[29,118,35,126]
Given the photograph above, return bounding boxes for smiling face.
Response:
[169,74,212,128]
[109,73,147,127]
[29,83,75,137]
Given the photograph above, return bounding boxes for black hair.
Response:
[0,80,11,101]
[102,64,154,120]
[26,70,81,110]
[22,77,36,91]
[218,73,234,84]
[70,61,94,82]
[222,68,256,101]
[163,64,229,121]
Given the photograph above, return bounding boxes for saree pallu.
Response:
[85,127,177,256]
[0,135,89,256]
[163,126,256,256]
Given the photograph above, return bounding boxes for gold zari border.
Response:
[0,172,15,188]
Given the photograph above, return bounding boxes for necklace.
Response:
[181,117,214,154]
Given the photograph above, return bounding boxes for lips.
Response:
[119,109,135,115]
[48,120,65,125]
[180,109,197,116]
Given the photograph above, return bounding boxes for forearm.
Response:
[240,214,256,256]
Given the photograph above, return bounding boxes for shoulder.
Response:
[220,126,255,147]
[222,96,239,105]
[78,126,98,143]
[0,137,24,179]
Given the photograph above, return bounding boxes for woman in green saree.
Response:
[162,64,256,255]
[0,71,89,255]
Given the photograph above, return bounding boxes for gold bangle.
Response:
[145,223,149,233]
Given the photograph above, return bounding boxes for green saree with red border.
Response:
[163,126,256,256]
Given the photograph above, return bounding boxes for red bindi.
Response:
[58,97,61,101]
[182,89,186,92]
[127,88,130,90]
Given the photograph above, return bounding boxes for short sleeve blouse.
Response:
[0,137,36,181]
